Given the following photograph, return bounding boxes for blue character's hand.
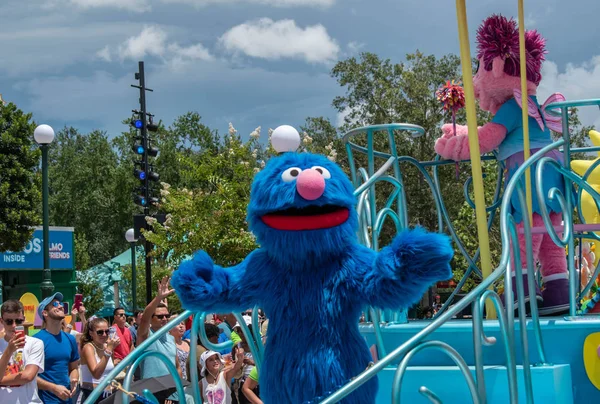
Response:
[171,250,260,313]
[361,227,453,309]
[171,251,224,311]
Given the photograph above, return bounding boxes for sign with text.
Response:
[19,292,40,324]
[0,227,74,270]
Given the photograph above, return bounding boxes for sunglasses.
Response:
[95,330,110,336]
[115,313,126,317]
[152,314,169,320]
[46,301,63,310]
[3,318,25,325]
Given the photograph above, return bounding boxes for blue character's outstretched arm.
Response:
[171,249,262,313]
[360,227,454,309]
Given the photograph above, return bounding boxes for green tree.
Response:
[0,103,41,252]
[143,125,260,270]
[48,127,132,267]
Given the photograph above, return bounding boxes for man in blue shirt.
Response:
[33,292,80,403]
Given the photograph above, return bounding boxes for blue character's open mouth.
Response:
[261,204,349,231]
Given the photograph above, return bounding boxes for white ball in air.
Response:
[271,125,300,153]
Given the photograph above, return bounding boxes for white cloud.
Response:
[97,25,214,69]
[68,0,151,12]
[538,56,600,130]
[167,43,213,61]
[117,26,168,60]
[96,45,112,62]
[160,0,335,8]
[219,18,339,64]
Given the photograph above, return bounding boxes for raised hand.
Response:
[107,336,121,350]
[157,276,175,300]
[235,346,245,363]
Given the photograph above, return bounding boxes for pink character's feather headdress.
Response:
[476,14,546,85]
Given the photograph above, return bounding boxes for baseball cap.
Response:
[199,350,223,377]
[37,292,64,319]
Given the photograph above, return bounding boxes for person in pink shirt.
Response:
[111,308,132,365]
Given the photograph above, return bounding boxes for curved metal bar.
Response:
[507,217,534,404]
[534,157,572,247]
[353,156,398,196]
[385,126,409,229]
[342,123,426,144]
[251,306,265,356]
[197,312,234,353]
[545,98,600,112]
[463,170,504,212]
[374,207,402,238]
[85,311,192,403]
[471,297,489,404]
[514,186,547,364]
[418,386,443,404]
[474,290,518,403]
[426,157,486,280]
[391,341,480,404]
[233,312,263,371]
[188,313,202,403]
[369,307,387,358]
[121,351,186,404]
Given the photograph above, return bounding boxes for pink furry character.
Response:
[435,14,569,315]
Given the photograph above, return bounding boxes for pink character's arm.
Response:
[435,122,507,161]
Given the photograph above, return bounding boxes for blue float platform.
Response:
[360,316,600,403]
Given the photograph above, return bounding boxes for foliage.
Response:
[49,127,134,267]
[0,103,41,252]
[142,125,260,270]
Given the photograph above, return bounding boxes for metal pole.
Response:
[40,144,54,298]
[130,242,137,311]
[138,61,153,304]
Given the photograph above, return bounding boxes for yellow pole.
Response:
[455,0,496,319]
[517,0,533,222]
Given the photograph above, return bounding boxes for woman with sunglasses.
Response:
[79,317,121,403]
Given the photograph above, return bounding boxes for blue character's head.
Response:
[247,152,358,269]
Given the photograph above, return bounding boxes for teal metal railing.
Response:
[87,98,600,404]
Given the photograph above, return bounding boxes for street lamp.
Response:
[34,124,55,298]
[125,228,138,312]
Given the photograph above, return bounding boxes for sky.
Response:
[1,0,599,142]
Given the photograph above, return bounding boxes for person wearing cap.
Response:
[33,292,80,403]
[200,348,244,404]
[0,299,45,403]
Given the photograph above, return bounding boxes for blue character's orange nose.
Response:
[296,169,325,200]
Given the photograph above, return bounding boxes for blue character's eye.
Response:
[281,167,302,182]
[311,166,331,179]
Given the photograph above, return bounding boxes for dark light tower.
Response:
[34,124,55,298]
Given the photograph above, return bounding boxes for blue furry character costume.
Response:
[172,141,454,403]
